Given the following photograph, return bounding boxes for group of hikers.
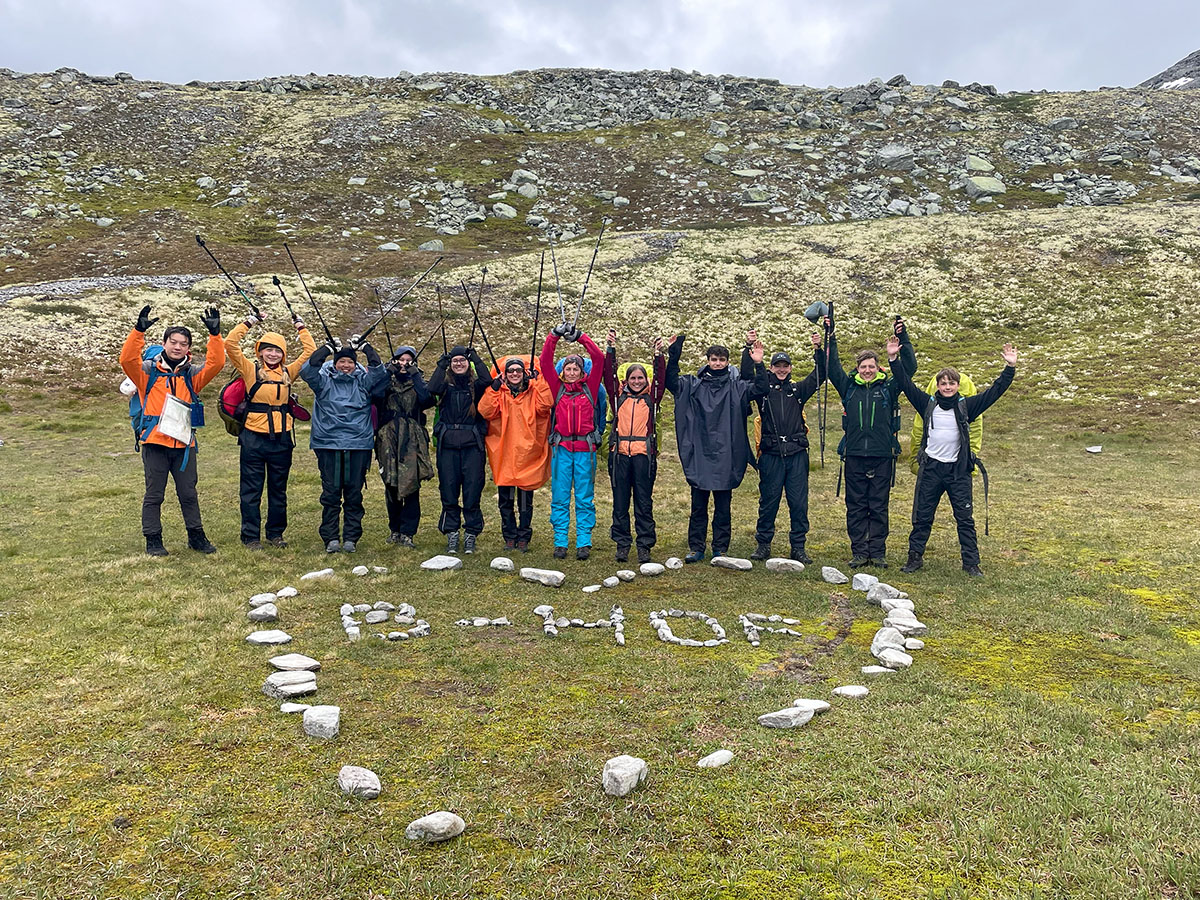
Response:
[120,298,1018,577]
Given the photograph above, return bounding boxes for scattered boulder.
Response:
[303,705,340,738]
[874,143,915,171]
[418,239,444,252]
[406,811,466,842]
[602,576,620,588]
[280,702,310,713]
[1048,116,1080,131]
[964,176,1007,200]
[338,765,381,799]
[602,755,648,797]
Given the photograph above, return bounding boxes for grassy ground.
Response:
[0,358,1198,898]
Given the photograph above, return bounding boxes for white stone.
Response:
[821,566,849,584]
[697,749,734,769]
[602,755,648,797]
[615,570,636,582]
[765,557,805,573]
[372,601,395,611]
[871,626,906,658]
[522,568,565,587]
[532,604,554,618]
[353,603,372,613]
[263,670,317,700]
[339,603,354,616]
[711,556,752,571]
[877,647,913,669]
[279,702,310,713]
[602,576,620,588]
[758,706,814,729]
[248,592,277,607]
[365,610,390,625]
[248,603,278,623]
[372,566,388,574]
[832,685,869,699]
[792,698,832,715]
[245,629,291,645]
[276,586,298,598]
[300,568,335,581]
[583,584,602,593]
[880,597,915,613]
[303,705,340,738]
[851,573,878,592]
[352,565,370,576]
[639,562,665,576]
[905,638,925,651]
[884,614,927,636]
[861,665,897,676]
[665,557,684,570]
[405,811,466,842]
[338,765,381,799]
[421,555,463,571]
[490,556,514,572]
[345,627,360,641]
[269,653,320,671]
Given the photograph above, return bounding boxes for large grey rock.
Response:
[418,239,444,252]
[615,570,636,582]
[758,706,814,729]
[248,592,277,607]
[821,566,849,584]
[765,557,804,573]
[377,242,401,251]
[871,626,907,658]
[832,685,869,698]
[269,653,320,671]
[511,168,539,184]
[602,576,620,588]
[421,554,462,571]
[866,582,904,604]
[884,612,927,636]
[966,154,994,173]
[337,765,381,799]
[602,755,648,797]
[248,603,278,623]
[875,143,915,171]
[521,567,565,587]
[303,705,340,738]
[364,610,390,624]
[851,573,879,592]
[195,176,217,190]
[1048,116,1079,131]
[711,556,752,571]
[245,629,291,645]
[877,647,913,669]
[964,176,1006,200]
[263,670,317,700]
[880,596,915,613]
[490,556,514,572]
[792,698,832,715]
[491,202,518,219]
[639,562,665,576]
[697,749,734,769]
[405,811,466,842]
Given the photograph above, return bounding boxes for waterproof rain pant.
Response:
[610,453,656,553]
[688,487,732,555]
[550,445,596,548]
[239,430,293,543]
[314,449,371,544]
[844,454,892,559]
[437,444,485,536]
[755,450,810,551]
[908,458,980,566]
[497,486,534,543]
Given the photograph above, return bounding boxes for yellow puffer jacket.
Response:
[224,321,316,436]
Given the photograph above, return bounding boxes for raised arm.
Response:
[964,344,1017,421]
[824,328,851,397]
[895,318,917,379]
[223,316,261,384]
[664,333,685,395]
[300,343,333,391]
[285,320,317,380]
[891,341,932,411]
[539,331,562,397]
[427,353,450,395]
[650,338,666,404]
[797,331,825,402]
[603,334,619,414]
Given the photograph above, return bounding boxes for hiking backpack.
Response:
[217,363,309,438]
[128,345,203,451]
[550,356,608,452]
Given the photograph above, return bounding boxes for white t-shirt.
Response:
[925,404,961,463]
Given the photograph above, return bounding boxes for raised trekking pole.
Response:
[530,251,545,377]
[435,284,447,355]
[281,243,336,345]
[416,319,448,358]
[572,217,609,329]
[461,279,499,372]
[822,298,835,469]
[548,236,568,324]
[271,276,298,320]
[195,234,262,318]
[373,287,395,358]
[357,256,444,344]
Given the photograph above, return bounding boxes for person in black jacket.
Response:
[893,342,1017,576]
[427,345,492,555]
[825,317,916,568]
[666,334,767,562]
[742,328,826,564]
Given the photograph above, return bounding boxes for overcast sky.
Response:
[2,0,1196,91]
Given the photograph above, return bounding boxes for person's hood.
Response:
[255,331,289,363]
[853,370,889,387]
[392,345,417,361]
[322,359,363,379]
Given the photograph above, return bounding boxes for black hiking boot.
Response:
[463,534,477,555]
[900,554,924,574]
[637,547,651,564]
[963,563,984,577]
[266,537,288,549]
[187,528,217,554]
[615,546,629,563]
[791,547,813,565]
[750,543,771,561]
[576,545,591,561]
[145,533,169,557]
[516,540,530,553]
[849,555,869,568]
[553,546,568,560]
[446,531,460,555]
[870,557,888,569]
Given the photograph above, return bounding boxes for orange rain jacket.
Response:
[477,354,553,491]
[120,327,226,450]
[224,321,316,437]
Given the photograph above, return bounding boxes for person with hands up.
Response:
[894,343,1017,577]
[300,339,389,554]
[371,346,434,549]
[428,345,492,555]
[120,303,227,557]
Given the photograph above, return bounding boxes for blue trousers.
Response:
[550,445,596,547]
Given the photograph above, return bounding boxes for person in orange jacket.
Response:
[120,304,226,557]
[224,309,316,549]
[477,356,553,552]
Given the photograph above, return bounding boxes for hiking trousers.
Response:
[314,449,372,544]
[844,455,892,559]
[141,443,202,535]
[497,486,534,543]
[688,487,732,555]
[550,445,596,547]
[755,450,810,551]
[909,458,979,566]
[239,430,293,543]
[384,484,421,537]
[610,452,656,553]
[436,443,485,536]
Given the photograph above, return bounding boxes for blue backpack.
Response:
[129,345,204,452]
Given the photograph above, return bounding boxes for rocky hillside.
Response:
[2,64,1200,287]
[1140,49,1200,90]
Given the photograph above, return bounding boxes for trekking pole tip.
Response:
[272,275,281,286]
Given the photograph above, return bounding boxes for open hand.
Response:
[749,340,765,364]
[1002,342,1018,366]
[201,306,221,336]
[885,335,900,359]
[135,305,158,333]
[810,332,821,349]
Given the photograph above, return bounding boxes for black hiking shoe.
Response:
[504,538,516,551]
[900,554,923,574]
[446,531,460,555]
[145,533,168,557]
[266,537,288,549]
[187,528,217,554]
[516,540,530,553]
[576,546,591,561]
[849,555,869,568]
[615,546,630,563]
[870,557,888,569]
[637,547,652,564]
[684,550,705,564]
[750,543,771,561]
[963,564,984,577]
[553,546,568,560]
[243,539,262,551]
[791,548,813,565]
[463,534,477,555]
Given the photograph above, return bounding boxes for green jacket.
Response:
[826,334,908,459]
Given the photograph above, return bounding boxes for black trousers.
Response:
[239,430,293,542]
[755,450,810,550]
[437,443,485,536]
[384,484,421,536]
[141,443,202,535]
[497,486,534,543]
[610,453,656,552]
[909,458,980,566]
[688,486,732,554]
[844,455,892,558]
[314,449,372,543]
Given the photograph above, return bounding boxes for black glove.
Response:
[309,344,333,367]
[668,333,685,360]
[437,353,451,369]
[491,376,503,391]
[201,306,221,336]
[564,327,581,343]
[135,305,158,333]
[551,322,568,337]
[470,349,487,369]
[362,343,382,367]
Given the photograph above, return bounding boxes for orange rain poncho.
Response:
[476,354,553,491]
